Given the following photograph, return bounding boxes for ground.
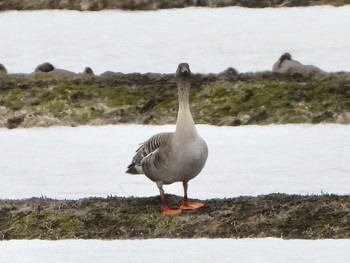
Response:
[1,194,350,240]
[1,71,350,128]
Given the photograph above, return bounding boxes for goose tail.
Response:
[125,163,143,175]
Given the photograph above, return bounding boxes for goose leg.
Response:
[159,188,182,215]
[180,181,204,210]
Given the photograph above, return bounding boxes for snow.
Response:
[1,6,350,261]
[1,124,349,200]
[0,6,350,74]
[1,238,350,263]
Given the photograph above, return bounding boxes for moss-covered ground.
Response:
[1,194,350,240]
[1,71,350,128]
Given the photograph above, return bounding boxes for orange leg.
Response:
[180,182,205,210]
[159,188,182,215]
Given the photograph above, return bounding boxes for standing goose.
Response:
[126,63,208,215]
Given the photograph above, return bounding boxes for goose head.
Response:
[176,63,191,82]
[280,52,292,62]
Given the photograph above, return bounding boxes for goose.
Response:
[272,52,323,74]
[126,63,208,215]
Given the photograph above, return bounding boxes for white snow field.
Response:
[0,6,350,74]
[1,238,350,263]
[1,124,349,200]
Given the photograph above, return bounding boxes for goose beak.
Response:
[181,69,189,76]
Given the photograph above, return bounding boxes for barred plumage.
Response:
[126,132,173,174]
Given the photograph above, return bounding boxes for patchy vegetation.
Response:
[0,71,350,128]
[0,0,349,11]
[1,194,350,240]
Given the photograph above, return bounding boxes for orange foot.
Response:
[162,206,182,215]
[180,200,205,210]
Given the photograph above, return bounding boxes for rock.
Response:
[272,52,324,75]
[0,63,7,74]
[35,62,55,73]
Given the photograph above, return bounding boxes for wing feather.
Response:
[126,132,173,174]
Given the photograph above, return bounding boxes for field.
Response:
[1,5,350,262]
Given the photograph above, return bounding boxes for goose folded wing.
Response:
[126,132,173,174]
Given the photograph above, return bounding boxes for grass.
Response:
[1,72,350,128]
[1,194,350,240]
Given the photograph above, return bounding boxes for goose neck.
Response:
[177,81,190,110]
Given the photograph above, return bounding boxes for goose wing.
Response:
[126,132,173,174]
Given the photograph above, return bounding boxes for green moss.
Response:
[53,213,85,238]
[319,0,350,6]
[2,88,25,110]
